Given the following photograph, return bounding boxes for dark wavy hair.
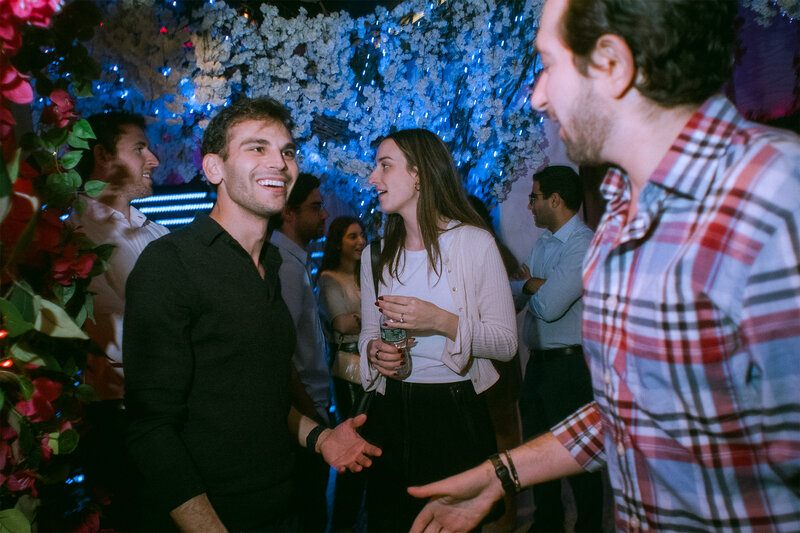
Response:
[320,216,364,286]
[561,0,737,107]
[201,96,294,159]
[534,165,584,212]
[378,129,487,283]
[75,112,146,181]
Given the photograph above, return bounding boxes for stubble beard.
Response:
[563,83,610,167]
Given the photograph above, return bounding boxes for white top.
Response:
[392,249,466,383]
[359,222,518,394]
[270,230,331,423]
[67,197,169,400]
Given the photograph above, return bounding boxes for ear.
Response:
[282,206,295,225]
[549,191,563,209]
[202,153,224,186]
[589,34,636,99]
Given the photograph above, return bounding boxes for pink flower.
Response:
[0,9,22,53]
[15,377,63,422]
[0,104,15,146]
[41,88,79,128]
[51,246,97,286]
[40,436,52,460]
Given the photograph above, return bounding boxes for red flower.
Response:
[41,89,79,128]
[5,469,38,496]
[0,104,16,149]
[0,9,23,53]
[0,55,33,104]
[72,510,101,533]
[15,377,63,422]
[51,245,97,285]
[5,0,62,28]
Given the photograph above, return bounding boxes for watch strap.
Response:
[489,453,516,495]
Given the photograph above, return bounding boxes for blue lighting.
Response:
[132,192,209,204]
[138,202,214,214]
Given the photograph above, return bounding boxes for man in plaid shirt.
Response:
[409,0,800,531]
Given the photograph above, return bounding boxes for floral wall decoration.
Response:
[740,0,799,24]
[58,0,548,230]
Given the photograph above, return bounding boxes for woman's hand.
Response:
[377,295,458,340]
[366,338,407,377]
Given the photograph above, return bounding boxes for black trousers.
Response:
[519,346,603,532]
[363,379,497,532]
[331,377,368,531]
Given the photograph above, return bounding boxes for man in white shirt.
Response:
[69,112,168,530]
[268,172,332,532]
[510,165,600,532]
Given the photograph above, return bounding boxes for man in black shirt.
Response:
[123,97,380,531]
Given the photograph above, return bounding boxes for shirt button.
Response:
[452,287,457,292]
[458,307,463,312]
[629,515,641,529]
[616,442,625,456]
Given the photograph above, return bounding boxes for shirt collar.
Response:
[550,213,583,244]
[600,94,742,205]
[270,230,309,265]
[81,196,150,228]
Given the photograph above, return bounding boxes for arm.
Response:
[287,407,381,472]
[318,272,361,336]
[528,229,592,322]
[358,244,386,392]
[123,242,216,524]
[408,432,584,533]
[409,402,605,533]
[170,495,227,533]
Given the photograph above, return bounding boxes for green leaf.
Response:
[72,79,93,98]
[31,150,55,171]
[41,127,69,152]
[72,195,87,216]
[19,132,44,151]
[6,147,21,185]
[17,376,34,401]
[75,384,96,403]
[67,132,89,150]
[33,299,88,339]
[60,150,83,170]
[9,343,46,367]
[63,169,82,189]
[54,428,79,455]
[10,282,38,323]
[53,282,76,307]
[93,243,116,262]
[74,301,88,328]
[72,119,95,140]
[83,180,106,197]
[0,298,34,336]
[83,294,94,323]
[0,509,31,533]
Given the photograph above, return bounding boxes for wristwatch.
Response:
[489,453,516,495]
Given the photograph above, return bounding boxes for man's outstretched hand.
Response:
[408,460,504,533]
[318,414,381,472]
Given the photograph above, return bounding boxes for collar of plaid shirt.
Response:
[552,94,800,532]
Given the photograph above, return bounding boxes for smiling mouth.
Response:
[257,178,286,189]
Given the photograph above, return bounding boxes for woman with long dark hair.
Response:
[358,129,517,531]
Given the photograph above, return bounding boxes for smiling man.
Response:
[123,97,380,532]
[69,111,169,531]
[409,0,800,531]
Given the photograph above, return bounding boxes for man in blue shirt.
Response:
[510,165,600,532]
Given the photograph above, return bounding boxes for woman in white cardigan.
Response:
[358,128,517,531]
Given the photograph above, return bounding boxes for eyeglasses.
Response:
[528,193,543,205]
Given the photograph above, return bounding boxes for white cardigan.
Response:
[359,222,518,394]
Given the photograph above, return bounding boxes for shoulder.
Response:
[445,223,495,247]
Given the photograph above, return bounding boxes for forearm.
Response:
[288,406,331,452]
[170,494,227,532]
[506,432,585,490]
[332,313,361,336]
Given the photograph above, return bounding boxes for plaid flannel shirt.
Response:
[552,95,800,532]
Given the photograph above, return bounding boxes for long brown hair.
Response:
[320,216,363,287]
[378,129,487,284]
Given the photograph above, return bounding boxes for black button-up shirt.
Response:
[123,214,296,526]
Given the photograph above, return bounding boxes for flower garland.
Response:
[2,1,114,530]
[740,0,799,24]
[68,0,547,230]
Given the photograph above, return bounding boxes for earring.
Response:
[414,182,420,191]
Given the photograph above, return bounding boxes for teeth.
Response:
[257,179,284,187]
